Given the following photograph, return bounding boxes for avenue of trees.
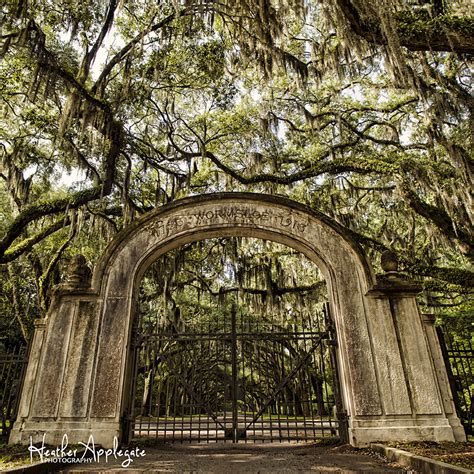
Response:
[134,238,334,423]
[0,0,472,345]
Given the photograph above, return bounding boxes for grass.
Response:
[0,439,33,470]
[386,440,474,471]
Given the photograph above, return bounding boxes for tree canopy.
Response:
[0,0,472,343]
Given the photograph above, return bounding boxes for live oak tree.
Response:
[0,0,472,341]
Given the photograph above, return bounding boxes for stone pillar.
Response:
[10,318,47,440]
[421,313,466,441]
[9,255,117,446]
[354,251,466,445]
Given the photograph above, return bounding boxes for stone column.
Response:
[357,251,465,445]
[9,255,114,446]
[421,313,466,441]
[9,318,47,443]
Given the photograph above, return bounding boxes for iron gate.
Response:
[0,344,29,437]
[437,326,473,435]
[127,303,346,443]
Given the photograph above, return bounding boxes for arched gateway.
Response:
[10,193,465,447]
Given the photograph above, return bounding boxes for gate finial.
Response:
[380,250,399,277]
[65,254,92,289]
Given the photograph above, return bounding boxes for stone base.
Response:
[447,415,468,442]
[10,416,465,449]
[9,421,121,448]
[349,416,465,447]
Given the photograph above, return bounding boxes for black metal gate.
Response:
[0,344,29,437]
[127,303,346,443]
[437,326,473,436]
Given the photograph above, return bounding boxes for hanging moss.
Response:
[395,11,474,40]
[409,263,474,288]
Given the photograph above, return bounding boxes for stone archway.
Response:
[10,193,465,447]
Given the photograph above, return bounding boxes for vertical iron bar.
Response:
[172,349,178,442]
[437,326,463,429]
[258,307,263,443]
[231,303,239,443]
[123,309,140,444]
[208,312,212,443]
[300,310,308,442]
[222,300,228,443]
[453,340,471,420]
[276,337,282,442]
[250,338,256,442]
[240,308,248,443]
[306,308,317,440]
[148,347,154,438]
[163,371,169,442]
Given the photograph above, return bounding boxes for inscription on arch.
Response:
[145,205,310,240]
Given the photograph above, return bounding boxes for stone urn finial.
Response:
[66,254,92,289]
[381,250,399,276]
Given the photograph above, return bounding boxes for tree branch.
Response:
[335,1,474,54]
[78,0,118,81]
[92,10,187,93]
[401,183,473,256]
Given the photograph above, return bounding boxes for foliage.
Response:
[0,442,32,470]
[0,0,472,340]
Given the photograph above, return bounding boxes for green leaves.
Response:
[0,0,472,341]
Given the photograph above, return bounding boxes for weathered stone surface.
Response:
[422,314,466,442]
[350,417,456,447]
[332,266,382,416]
[10,193,464,448]
[31,301,75,418]
[14,319,46,420]
[59,300,100,418]
[380,250,399,273]
[65,254,92,289]
[363,297,411,415]
[90,297,129,419]
[393,297,443,415]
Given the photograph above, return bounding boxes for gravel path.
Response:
[60,442,409,473]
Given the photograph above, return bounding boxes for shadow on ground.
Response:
[60,442,409,473]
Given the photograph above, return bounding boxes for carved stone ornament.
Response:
[65,254,92,289]
[367,249,422,297]
[380,250,399,274]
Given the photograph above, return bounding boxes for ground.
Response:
[57,442,407,473]
[386,440,474,471]
[0,441,31,470]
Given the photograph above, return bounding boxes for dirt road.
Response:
[61,442,409,473]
